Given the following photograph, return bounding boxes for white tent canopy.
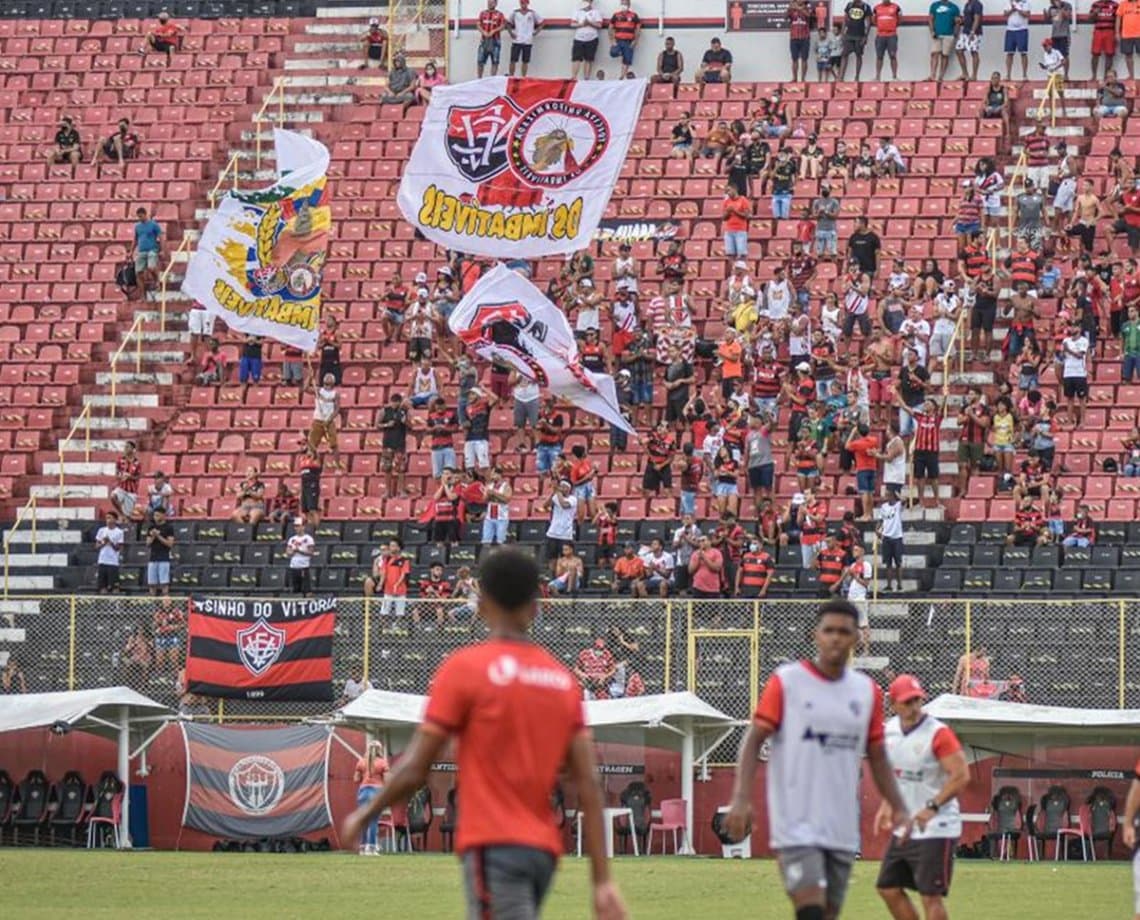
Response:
[584,692,739,847]
[337,689,429,730]
[0,686,173,848]
[924,694,1140,754]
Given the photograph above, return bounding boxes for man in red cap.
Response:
[875,675,970,920]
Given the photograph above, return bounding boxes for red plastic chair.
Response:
[1054,804,1095,862]
[646,798,690,855]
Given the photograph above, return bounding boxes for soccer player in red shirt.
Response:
[343,549,627,920]
[724,599,909,920]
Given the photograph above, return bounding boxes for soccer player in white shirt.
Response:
[875,675,970,920]
[726,599,910,920]
[1123,759,1140,920]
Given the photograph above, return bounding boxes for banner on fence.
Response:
[449,263,634,433]
[182,129,331,352]
[186,596,337,701]
[398,76,645,257]
[181,723,332,839]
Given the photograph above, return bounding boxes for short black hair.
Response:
[816,599,861,623]
[479,548,540,612]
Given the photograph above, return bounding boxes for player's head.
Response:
[813,599,860,667]
[478,547,541,630]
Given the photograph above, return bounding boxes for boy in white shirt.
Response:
[569,0,604,79]
[1039,36,1066,79]
[95,510,125,594]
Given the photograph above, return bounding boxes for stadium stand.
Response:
[3,2,1140,717]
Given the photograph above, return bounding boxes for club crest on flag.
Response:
[446,96,520,183]
[508,98,609,189]
[227,755,286,816]
[456,300,549,385]
[236,619,286,677]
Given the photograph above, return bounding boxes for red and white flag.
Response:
[448,264,634,434]
[398,77,645,258]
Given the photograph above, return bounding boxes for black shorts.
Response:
[1066,222,1097,252]
[1062,376,1088,398]
[367,43,385,61]
[1012,530,1040,546]
[152,37,175,53]
[1050,35,1069,57]
[971,297,997,332]
[510,42,533,64]
[748,463,775,491]
[642,463,672,493]
[789,37,811,61]
[913,449,939,480]
[665,395,688,422]
[1113,218,1140,248]
[545,536,573,561]
[571,38,599,62]
[432,519,460,544]
[288,567,312,594]
[96,563,119,591]
[843,35,867,56]
[301,481,320,513]
[876,837,956,897]
[881,536,903,568]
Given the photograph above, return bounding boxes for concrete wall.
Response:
[445,0,1103,84]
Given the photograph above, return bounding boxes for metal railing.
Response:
[2,496,37,598]
[56,404,92,509]
[1005,148,1028,247]
[985,226,999,275]
[108,314,145,420]
[1041,71,1063,128]
[0,598,1136,738]
[253,77,287,173]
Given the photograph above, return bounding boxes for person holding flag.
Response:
[342,548,627,920]
[875,675,970,920]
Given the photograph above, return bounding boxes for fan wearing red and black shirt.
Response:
[343,550,627,920]
[897,395,943,510]
[1006,494,1049,547]
[1089,0,1118,78]
[642,421,676,496]
[417,562,454,625]
[140,11,183,64]
[787,0,815,80]
[477,0,508,77]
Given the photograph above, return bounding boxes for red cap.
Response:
[889,674,926,703]
[1042,37,1053,47]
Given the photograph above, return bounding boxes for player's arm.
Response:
[565,731,628,920]
[1122,771,1140,849]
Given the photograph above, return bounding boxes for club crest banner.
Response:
[181,724,332,840]
[182,129,331,351]
[449,263,633,433]
[185,596,336,701]
[399,77,646,258]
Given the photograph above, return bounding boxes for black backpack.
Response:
[115,261,138,296]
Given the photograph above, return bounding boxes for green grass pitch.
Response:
[2,850,1131,918]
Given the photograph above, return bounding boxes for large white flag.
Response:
[449,264,634,434]
[399,77,646,258]
[182,129,331,352]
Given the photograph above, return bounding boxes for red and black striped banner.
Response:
[181,724,332,839]
[186,597,336,701]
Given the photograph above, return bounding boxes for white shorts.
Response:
[380,595,407,617]
[851,599,870,628]
[956,33,980,53]
[1026,166,1053,191]
[1053,177,1077,212]
[464,439,490,469]
[188,310,215,336]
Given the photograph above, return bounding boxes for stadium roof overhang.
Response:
[925,694,1140,754]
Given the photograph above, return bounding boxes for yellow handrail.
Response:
[3,496,37,598]
[985,226,998,276]
[941,307,968,401]
[57,404,92,509]
[1005,148,1028,247]
[1042,71,1063,128]
[108,314,145,420]
[253,77,287,173]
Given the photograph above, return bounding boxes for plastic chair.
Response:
[985,785,1023,861]
[86,792,122,849]
[376,808,399,853]
[49,770,89,846]
[1055,804,1095,862]
[1036,785,1072,860]
[647,798,690,855]
[12,769,50,846]
[1086,786,1118,859]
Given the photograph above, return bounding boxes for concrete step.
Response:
[0,627,27,642]
[868,602,911,619]
[136,350,187,364]
[314,5,386,17]
[2,530,81,547]
[281,92,355,106]
[94,371,174,386]
[83,394,160,409]
[929,371,994,387]
[1011,142,1081,156]
[0,598,44,613]
[28,506,97,522]
[1032,87,1096,99]
[69,415,148,431]
[294,40,360,52]
[61,438,128,453]
[30,484,108,500]
[869,627,901,643]
[853,655,891,670]
[41,461,116,476]
[2,554,69,568]
[281,73,387,88]
[1022,106,1091,119]
[1,575,55,590]
[902,506,945,522]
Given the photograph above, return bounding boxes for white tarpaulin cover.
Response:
[924,694,1140,749]
[0,686,171,740]
[585,692,737,735]
[337,689,429,729]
